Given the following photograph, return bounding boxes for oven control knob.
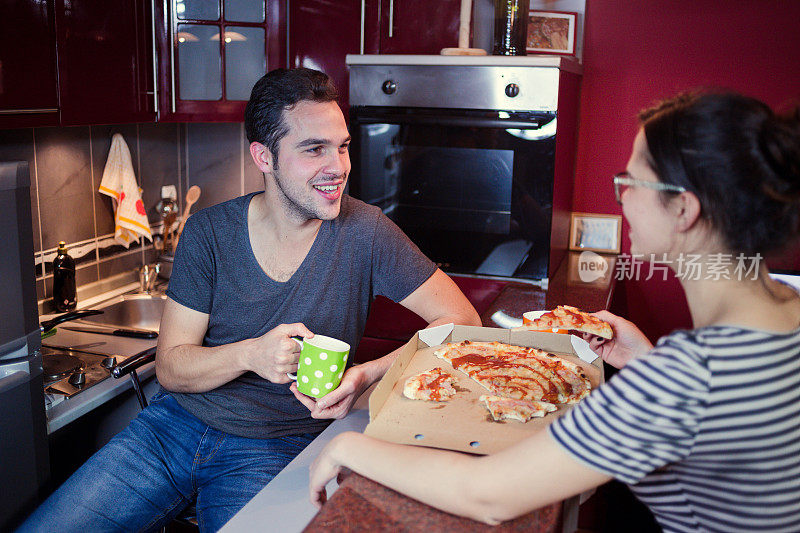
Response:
[381,80,397,95]
[102,356,117,369]
[68,371,86,387]
[505,83,520,98]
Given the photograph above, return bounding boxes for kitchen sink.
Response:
[78,293,167,332]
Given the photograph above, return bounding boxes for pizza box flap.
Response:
[365,325,603,456]
[369,331,421,420]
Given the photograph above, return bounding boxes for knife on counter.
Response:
[61,325,158,339]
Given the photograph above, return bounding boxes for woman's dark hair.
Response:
[640,92,800,255]
[244,68,339,162]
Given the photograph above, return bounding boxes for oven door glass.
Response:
[349,108,556,280]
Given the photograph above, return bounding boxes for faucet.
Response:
[139,263,161,293]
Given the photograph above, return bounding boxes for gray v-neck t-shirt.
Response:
[165,192,436,438]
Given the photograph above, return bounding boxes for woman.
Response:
[308,93,800,532]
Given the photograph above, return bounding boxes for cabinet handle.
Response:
[150,0,159,115]
[360,0,365,54]
[169,0,176,113]
[0,109,58,115]
[388,0,394,38]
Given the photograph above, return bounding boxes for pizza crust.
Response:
[479,395,558,422]
[513,305,613,339]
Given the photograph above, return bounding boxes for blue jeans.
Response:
[19,390,317,532]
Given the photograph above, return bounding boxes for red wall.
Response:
[572,0,800,341]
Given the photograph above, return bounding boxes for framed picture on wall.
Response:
[526,10,577,56]
[568,212,623,254]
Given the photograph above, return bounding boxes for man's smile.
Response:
[311,180,345,200]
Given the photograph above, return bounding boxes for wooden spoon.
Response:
[174,185,201,248]
[440,0,486,55]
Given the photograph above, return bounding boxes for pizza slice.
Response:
[403,367,458,402]
[479,395,558,422]
[517,350,593,403]
[434,341,593,404]
[513,305,613,339]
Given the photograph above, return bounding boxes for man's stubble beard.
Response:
[269,162,344,222]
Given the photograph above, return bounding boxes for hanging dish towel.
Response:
[98,133,152,247]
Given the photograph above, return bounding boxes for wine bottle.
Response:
[492,0,530,56]
[52,241,77,312]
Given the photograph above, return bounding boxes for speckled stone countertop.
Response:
[303,471,563,533]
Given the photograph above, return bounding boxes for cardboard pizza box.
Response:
[364,324,604,455]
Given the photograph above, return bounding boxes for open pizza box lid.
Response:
[364,324,604,455]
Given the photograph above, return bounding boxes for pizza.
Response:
[403,367,458,402]
[479,395,557,422]
[514,305,613,339]
[434,340,592,405]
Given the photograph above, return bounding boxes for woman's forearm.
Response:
[320,429,611,525]
[326,432,499,522]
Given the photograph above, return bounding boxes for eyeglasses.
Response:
[613,172,686,204]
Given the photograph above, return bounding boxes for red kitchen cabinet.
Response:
[288,0,363,118]
[287,0,460,121]
[376,0,461,54]
[154,0,285,122]
[0,0,156,128]
[0,0,60,128]
[155,0,457,122]
[55,0,157,125]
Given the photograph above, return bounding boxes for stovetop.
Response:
[42,345,135,398]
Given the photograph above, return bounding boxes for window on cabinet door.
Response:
[225,27,266,100]
[224,0,265,23]
[177,24,222,100]
[172,0,267,103]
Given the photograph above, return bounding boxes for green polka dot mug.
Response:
[287,335,350,399]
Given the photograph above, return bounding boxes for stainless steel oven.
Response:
[346,56,581,282]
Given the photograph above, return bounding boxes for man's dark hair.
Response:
[244,68,339,162]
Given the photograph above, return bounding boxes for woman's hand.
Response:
[290,365,369,419]
[309,433,352,508]
[585,311,653,369]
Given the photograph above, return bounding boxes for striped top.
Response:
[549,326,800,533]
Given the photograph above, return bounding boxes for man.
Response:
[21,68,480,532]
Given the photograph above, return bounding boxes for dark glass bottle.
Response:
[493,0,530,56]
[52,241,77,312]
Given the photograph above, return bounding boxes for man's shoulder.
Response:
[188,193,255,227]
[338,195,382,225]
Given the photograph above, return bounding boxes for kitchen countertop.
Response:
[304,472,564,533]
[346,54,583,74]
[41,256,616,523]
[221,399,572,533]
[41,282,158,433]
[220,396,373,532]
[45,358,155,434]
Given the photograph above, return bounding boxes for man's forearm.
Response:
[156,338,255,393]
